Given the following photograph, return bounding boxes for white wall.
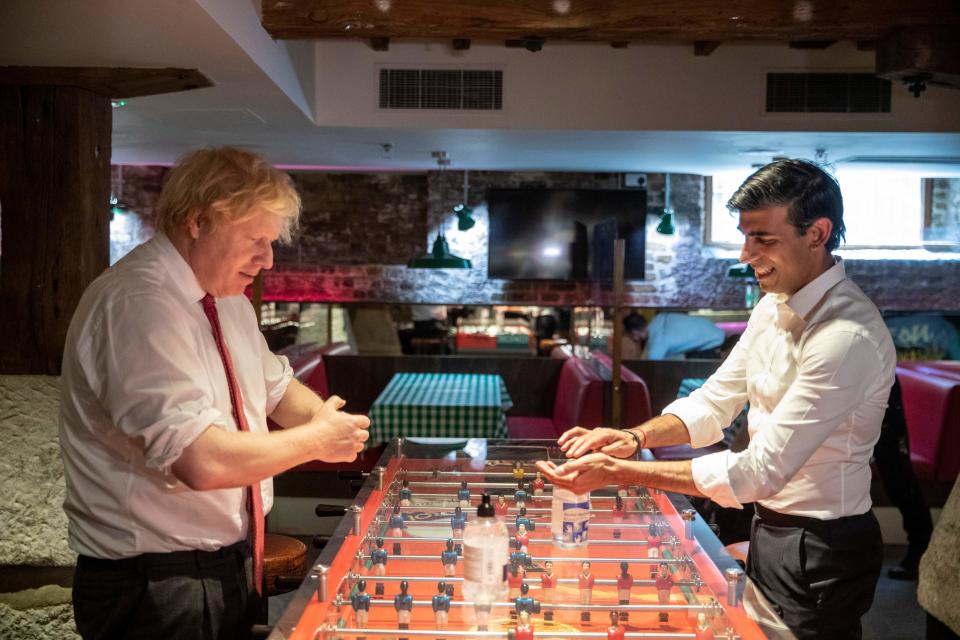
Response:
[313,40,960,133]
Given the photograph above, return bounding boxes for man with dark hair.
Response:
[541,159,896,639]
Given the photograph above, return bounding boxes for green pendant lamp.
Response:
[408,233,472,268]
[407,151,473,269]
[656,174,676,235]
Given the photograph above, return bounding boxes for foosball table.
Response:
[269,440,767,640]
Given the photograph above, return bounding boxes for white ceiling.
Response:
[3,0,960,175]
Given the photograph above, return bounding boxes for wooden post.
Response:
[0,85,111,374]
[611,239,625,428]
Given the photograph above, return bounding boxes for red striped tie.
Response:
[201,293,265,596]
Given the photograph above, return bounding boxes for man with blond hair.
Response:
[60,147,370,640]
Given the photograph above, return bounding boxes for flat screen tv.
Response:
[487,188,646,280]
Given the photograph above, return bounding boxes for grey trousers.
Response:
[747,505,883,640]
[72,541,258,640]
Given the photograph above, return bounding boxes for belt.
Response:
[755,504,874,533]
[78,539,248,572]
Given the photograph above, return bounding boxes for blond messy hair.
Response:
[156,147,301,242]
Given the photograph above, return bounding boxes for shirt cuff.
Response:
[691,451,744,509]
[661,397,724,449]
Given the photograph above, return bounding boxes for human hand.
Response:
[535,453,623,494]
[557,427,638,459]
[311,395,370,462]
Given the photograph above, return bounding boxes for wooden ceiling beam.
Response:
[0,67,212,99]
[261,0,960,42]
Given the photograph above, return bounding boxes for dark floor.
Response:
[863,545,926,640]
[270,544,927,638]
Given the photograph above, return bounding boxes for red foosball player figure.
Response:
[432,581,451,631]
[655,562,674,623]
[540,560,556,622]
[646,522,662,578]
[612,495,626,539]
[508,610,535,640]
[441,538,459,577]
[616,562,634,621]
[515,523,530,553]
[579,561,595,622]
[508,563,525,599]
[694,612,715,640]
[532,471,545,496]
[495,493,510,518]
[606,610,626,640]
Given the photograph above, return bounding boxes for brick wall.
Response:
[110,165,960,311]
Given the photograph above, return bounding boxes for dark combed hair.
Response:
[726,159,846,252]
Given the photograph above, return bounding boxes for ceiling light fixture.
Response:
[656,174,676,235]
[407,152,472,269]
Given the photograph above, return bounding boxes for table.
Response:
[270,440,767,640]
[369,373,513,442]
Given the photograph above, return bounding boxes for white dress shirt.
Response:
[664,259,896,518]
[59,233,293,559]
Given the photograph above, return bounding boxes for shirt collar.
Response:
[784,257,846,321]
[151,232,207,304]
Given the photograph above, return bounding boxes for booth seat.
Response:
[896,363,960,483]
[507,356,604,439]
[589,352,653,427]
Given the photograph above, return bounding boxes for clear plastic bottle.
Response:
[461,493,509,605]
[551,486,591,548]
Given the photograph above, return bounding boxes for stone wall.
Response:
[110,165,960,311]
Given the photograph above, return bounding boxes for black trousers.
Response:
[747,505,883,640]
[72,541,258,640]
[873,377,933,556]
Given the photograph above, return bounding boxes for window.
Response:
[706,167,945,249]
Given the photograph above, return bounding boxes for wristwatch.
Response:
[620,429,645,459]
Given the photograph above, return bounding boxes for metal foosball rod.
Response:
[385,522,660,532]
[357,554,688,565]
[347,574,704,589]
[353,600,713,612]
[394,505,658,516]
[373,535,667,547]
[312,626,733,639]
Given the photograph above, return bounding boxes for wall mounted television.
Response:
[487,188,647,281]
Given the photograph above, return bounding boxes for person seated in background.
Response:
[621,311,726,360]
[412,305,449,337]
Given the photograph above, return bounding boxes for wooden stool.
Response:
[725,540,749,569]
[264,533,307,597]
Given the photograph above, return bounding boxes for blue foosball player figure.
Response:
[370,537,388,595]
[399,478,412,506]
[432,581,451,630]
[457,480,471,507]
[450,506,466,551]
[514,480,528,507]
[388,504,407,555]
[441,538,459,577]
[351,579,371,629]
[394,580,414,634]
[515,506,535,531]
[514,582,540,619]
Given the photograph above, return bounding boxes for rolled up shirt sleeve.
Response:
[81,292,227,473]
[259,331,293,416]
[691,328,884,508]
[660,315,758,449]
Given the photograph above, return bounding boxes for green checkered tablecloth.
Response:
[368,373,513,442]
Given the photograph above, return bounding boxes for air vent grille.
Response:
[766,73,891,113]
[379,69,503,110]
